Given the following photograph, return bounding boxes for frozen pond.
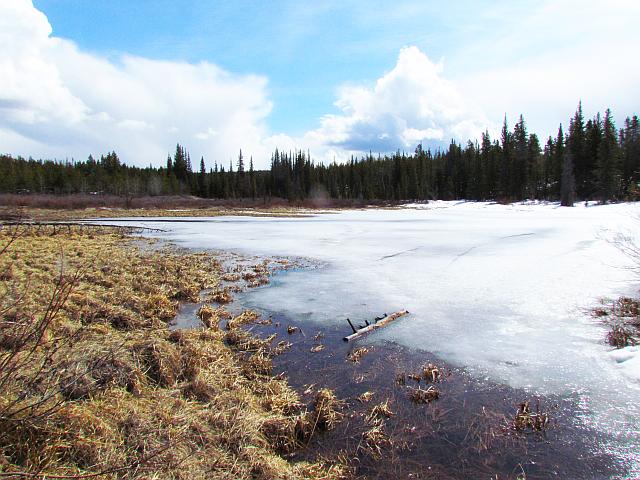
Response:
[101,201,640,472]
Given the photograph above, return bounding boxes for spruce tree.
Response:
[560,152,575,206]
[199,157,206,197]
[568,102,587,198]
[596,109,620,203]
[499,116,512,199]
[512,115,529,198]
[621,115,640,197]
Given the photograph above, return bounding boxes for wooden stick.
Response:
[346,318,357,334]
[343,310,409,342]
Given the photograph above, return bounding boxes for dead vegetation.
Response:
[607,324,636,348]
[196,304,228,329]
[512,400,551,433]
[347,346,370,363]
[359,422,392,459]
[0,224,347,479]
[0,196,317,221]
[208,287,233,304]
[365,400,394,423]
[422,363,443,383]
[407,385,440,403]
[306,389,344,432]
[595,296,640,348]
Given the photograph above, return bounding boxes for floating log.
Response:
[343,310,409,342]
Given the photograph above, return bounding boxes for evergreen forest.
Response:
[2,105,639,205]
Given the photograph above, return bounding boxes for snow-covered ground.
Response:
[107,201,640,469]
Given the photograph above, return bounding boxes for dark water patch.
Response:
[242,309,624,479]
[169,252,627,479]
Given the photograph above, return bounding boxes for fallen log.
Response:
[343,310,409,342]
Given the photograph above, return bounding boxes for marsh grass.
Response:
[596,297,640,348]
[0,225,348,479]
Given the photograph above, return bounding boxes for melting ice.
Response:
[106,201,640,468]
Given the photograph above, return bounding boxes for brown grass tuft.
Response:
[227,310,260,330]
[134,338,182,387]
[408,385,440,403]
[209,287,233,304]
[347,346,369,363]
[365,400,394,423]
[310,389,344,431]
[422,363,442,383]
[197,304,220,329]
[512,400,550,432]
[360,422,391,459]
[607,324,636,348]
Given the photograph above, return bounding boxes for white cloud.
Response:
[0,0,275,168]
[452,0,640,139]
[300,46,492,162]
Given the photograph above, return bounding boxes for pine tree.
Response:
[499,116,512,199]
[568,102,587,198]
[596,109,620,203]
[249,156,257,199]
[199,156,206,197]
[552,125,565,199]
[173,144,188,182]
[236,149,247,197]
[512,115,529,198]
[560,152,575,206]
[528,133,542,199]
[620,115,640,197]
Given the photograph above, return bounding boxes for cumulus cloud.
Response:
[301,46,491,161]
[0,2,494,169]
[0,0,274,167]
[453,0,640,139]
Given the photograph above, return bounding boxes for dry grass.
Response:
[421,363,443,383]
[357,391,374,404]
[607,324,636,348]
[359,422,391,459]
[365,400,394,423]
[512,400,550,433]
[596,296,640,348]
[208,287,233,304]
[196,304,223,329]
[0,225,346,479]
[0,197,316,221]
[226,309,260,330]
[300,389,344,436]
[346,346,369,363]
[407,386,440,403]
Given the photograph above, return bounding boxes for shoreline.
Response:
[204,257,628,479]
[2,208,639,478]
[0,224,350,479]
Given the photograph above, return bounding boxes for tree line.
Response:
[1,104,639,205]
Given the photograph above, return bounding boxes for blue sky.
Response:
[2,0,640,167]
[32,0,468,134]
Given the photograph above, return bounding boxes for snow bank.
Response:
[609,346,640,381]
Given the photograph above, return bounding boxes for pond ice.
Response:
[107,201,640,469]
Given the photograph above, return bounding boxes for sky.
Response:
[1,0,639,169]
